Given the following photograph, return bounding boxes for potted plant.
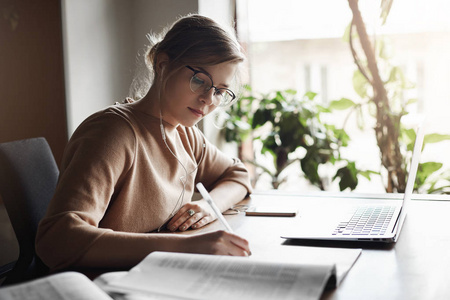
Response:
[222,87,376,191]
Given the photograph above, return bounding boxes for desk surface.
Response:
[196,192,450,300]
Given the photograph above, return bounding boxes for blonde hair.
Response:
[129,14,245,101]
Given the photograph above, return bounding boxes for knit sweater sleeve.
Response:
[36,110,137,270]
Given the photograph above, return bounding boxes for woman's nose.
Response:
[199,89,215,106]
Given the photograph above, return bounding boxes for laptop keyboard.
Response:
[332,205,396,236]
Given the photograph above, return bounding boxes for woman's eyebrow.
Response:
[196,66,230,88]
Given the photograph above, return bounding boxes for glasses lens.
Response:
[190,72,212,94]
[214,89,235,107]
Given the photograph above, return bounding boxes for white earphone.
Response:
[157,112,205,232]
[155,65,206,231]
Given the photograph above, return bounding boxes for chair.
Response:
[0,137,59,285]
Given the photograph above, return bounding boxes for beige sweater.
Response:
[36,104,252,270]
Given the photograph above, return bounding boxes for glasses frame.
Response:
[185,66,236,107]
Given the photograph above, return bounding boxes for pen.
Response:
[196,182,234,233]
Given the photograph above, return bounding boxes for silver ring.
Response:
[187,209,195,217]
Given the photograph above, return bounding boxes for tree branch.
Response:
[349,20,372,84]
[347,0,406,192]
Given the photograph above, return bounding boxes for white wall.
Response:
[62,0,133,135]
[132,0,198,58]
[62,0,198,135]
[199,0,239,155]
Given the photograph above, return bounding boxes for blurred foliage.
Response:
[341,33,450,194]
[224,0,450,194]
[223,86,377,191]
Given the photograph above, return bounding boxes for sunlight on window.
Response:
[236,0,450,193]
[248,0,450,41]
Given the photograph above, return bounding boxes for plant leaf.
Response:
[424,133,450,144]
[406,98,417,106]
[416,162,443,188]
[380,0,394,25]
[358,170,379,180]
[304,91,317,100]
[328,98,356,110]
[352,70,369,98]
[333,161,358,191]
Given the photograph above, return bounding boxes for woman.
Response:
[36,14,252,271]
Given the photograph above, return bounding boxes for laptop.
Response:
[281,123,425,243]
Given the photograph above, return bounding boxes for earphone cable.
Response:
[157,109,205,232]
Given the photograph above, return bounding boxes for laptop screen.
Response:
[394,122,425,239]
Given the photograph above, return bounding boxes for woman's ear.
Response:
[155,52,170,76]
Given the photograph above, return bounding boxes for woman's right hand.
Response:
[183,230,251,256]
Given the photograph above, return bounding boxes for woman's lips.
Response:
[189,107,204,117]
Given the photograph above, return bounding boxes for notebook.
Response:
[281,123,424,243]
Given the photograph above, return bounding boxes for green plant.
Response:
[225,0,450,194]
[223,86,376,191]
[413,131,450,194]
[344,0,450,194]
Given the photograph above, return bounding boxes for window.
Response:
[236,0,450,193]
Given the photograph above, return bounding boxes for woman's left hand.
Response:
[167,201,216,232]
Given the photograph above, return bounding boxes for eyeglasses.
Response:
[186,66,236,107]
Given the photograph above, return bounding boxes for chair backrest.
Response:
[0,137,59,285]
